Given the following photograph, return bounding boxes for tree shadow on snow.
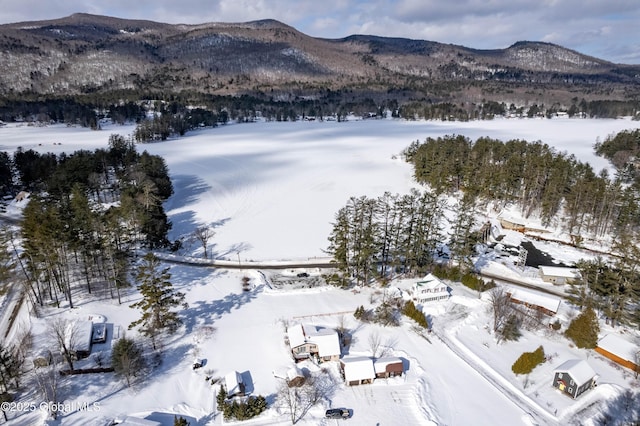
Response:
[165,174,211,211]
[182,286,262,334]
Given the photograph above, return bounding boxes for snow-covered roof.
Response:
[554,359,596,387]
[287,323,306,348]
[342,357,376,382]
[224,371,243,395]
[286,323,341,357]
[597,334,639,362]
[539,266,578,278]
[307,327,341,357]
[415,273,446,290]
[373,357,403,374]
[507,287,561,314]
[68,320,93,353]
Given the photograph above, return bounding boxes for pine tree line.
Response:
[16,135,173,310]
[406,134,636,240]
[326,190,446,285]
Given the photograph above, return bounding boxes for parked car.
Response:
[325,408,349,419]
[297,272,309,278]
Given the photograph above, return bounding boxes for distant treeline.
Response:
[0,91,638,133]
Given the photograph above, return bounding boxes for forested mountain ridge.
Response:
[1,13,639,107]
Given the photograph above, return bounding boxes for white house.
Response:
[539,266,580,285]
[341,357,376,386]
[413,273,449,304]
[287,323,341,362]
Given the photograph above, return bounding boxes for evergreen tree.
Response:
[174,415,189,426]
[129,253,187,350]
[565,307,600,349]
[512,346,545,375]
[501,315,522,341]
[448,192,477,272]
[111,336,145,387]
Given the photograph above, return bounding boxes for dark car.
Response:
[325,408,349,419]
[297,272,309,278]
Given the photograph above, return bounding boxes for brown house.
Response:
[373,357,404,378]
[595,334,639,373]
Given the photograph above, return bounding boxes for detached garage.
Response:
[596,334,639,373]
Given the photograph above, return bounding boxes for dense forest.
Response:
[1,134,173,311]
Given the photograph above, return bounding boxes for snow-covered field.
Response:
[1,117,639,426]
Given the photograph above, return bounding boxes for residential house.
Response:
[552,359,597,399]
[287,323,341,362]
[595,334,639,372]
[67,320,94,360]
[224,371,246,397]
[506,287,561,316]
[539,266,579,285]
[413,274,449,304]
[373,357,404,378]
[341,357,376,386]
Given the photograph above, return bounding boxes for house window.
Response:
[568,387,573,393]
[570,379,574,386]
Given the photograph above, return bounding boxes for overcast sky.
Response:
[2,0,639,64]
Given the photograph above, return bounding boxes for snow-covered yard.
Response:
[1,117,639,425]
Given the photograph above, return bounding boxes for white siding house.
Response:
[413,273,449,304]
[539,266,579,285]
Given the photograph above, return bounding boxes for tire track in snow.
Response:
[432,330,558,426]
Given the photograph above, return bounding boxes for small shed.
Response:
[539,266,579,285]
[552,359,597,399]
[341,357,375,386]
[413,274,449,304]
[506,287,561,316]
[373,357,404,378]
[595,334,639,372]
[224,371,246,397]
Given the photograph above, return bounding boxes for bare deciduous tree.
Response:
[276,371,336,424]
[34,364,62,420]
[489,287,512,334]
[368,331,383,358]
[48,318,78,372]
[194,226,215,259]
